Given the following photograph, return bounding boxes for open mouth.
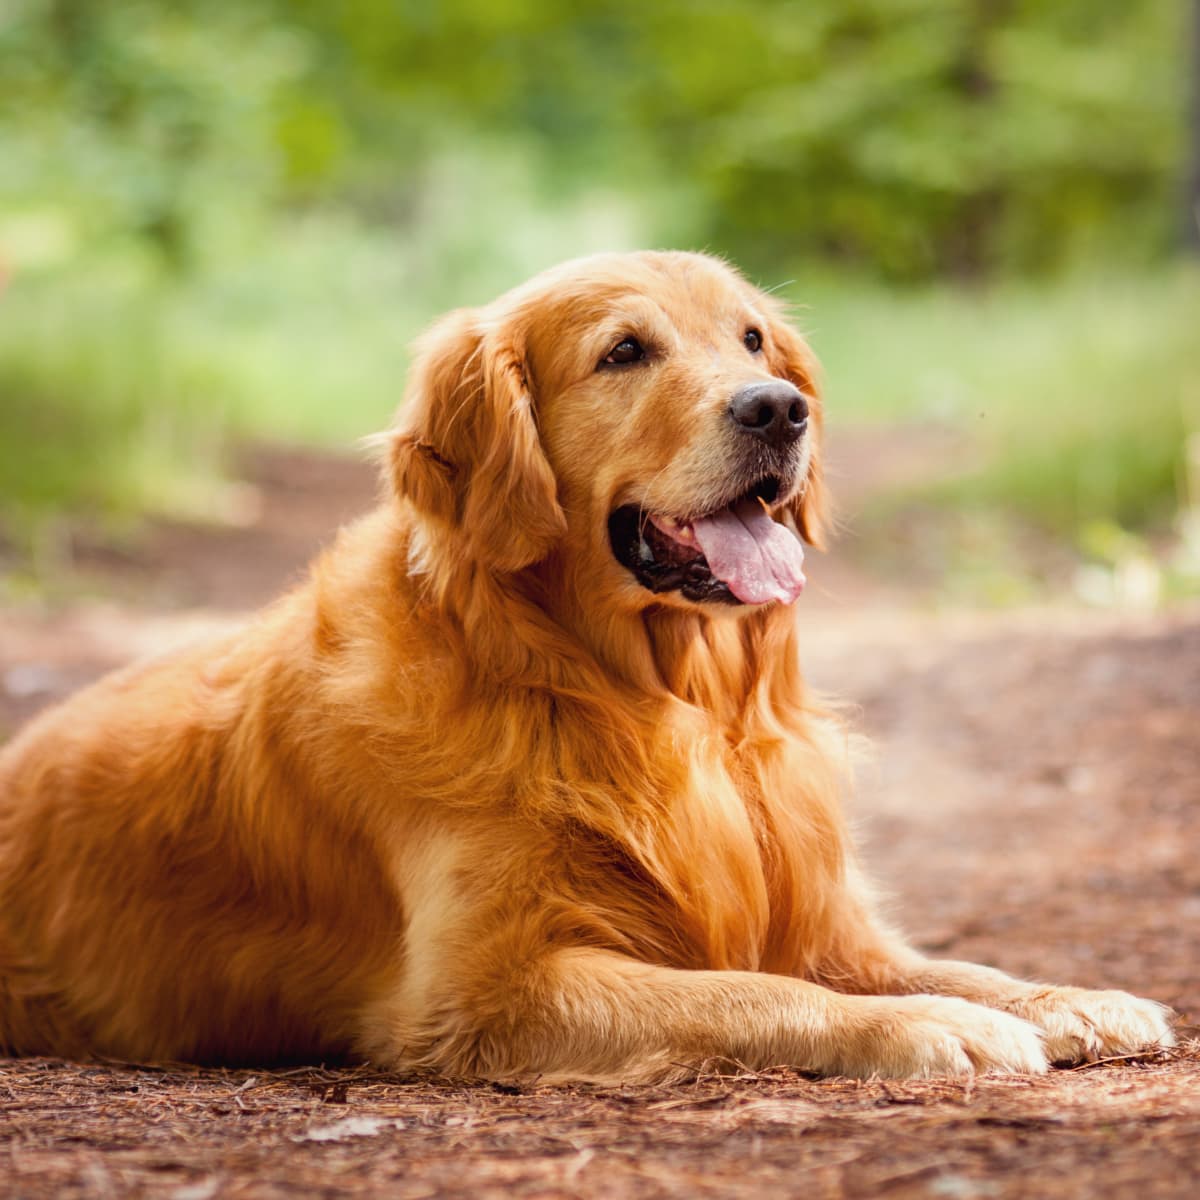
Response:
[607,476,807,606]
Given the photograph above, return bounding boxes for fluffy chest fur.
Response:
[321,514,850,983]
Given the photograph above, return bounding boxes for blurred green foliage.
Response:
[1,0,1188,279]
[0,0,1197,560]
[817,267,1199,532]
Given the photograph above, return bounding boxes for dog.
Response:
[0,251,1173,1080]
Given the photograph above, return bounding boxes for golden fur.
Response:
[0,251,1172,1079]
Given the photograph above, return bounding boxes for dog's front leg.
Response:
[421,947,1048,1083]
[877,953,1174,1065]
[815,879,1175,1065]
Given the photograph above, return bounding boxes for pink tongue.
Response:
[691,499,806,605]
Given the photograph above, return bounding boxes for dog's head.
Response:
[388,251,826,612]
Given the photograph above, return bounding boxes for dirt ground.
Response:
[1,439,1198,1198]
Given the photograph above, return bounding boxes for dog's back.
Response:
[0,548,405,1062]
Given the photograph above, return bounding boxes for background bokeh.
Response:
[1,0,1198,601]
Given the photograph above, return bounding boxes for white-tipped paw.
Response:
[1005,987,1175,1064]
[837,994,1048,1080]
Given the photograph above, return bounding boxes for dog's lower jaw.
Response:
[606,504,742,605]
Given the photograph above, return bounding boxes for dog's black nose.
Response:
[728,381,809,449]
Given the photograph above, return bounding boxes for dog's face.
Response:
[391,251,826,614]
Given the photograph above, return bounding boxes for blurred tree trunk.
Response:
[1188,0,1200,251]
[950,0,1009,282]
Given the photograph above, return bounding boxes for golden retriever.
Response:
[0,251,1173,1080]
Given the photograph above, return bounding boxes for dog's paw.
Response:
[1004,987,1175,1064]
[835,994,1048,1080]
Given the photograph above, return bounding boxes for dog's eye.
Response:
[602,337,645,367]
[743,329,763,353]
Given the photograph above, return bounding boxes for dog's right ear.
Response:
[387,306,567,571]
[388,309,481,528]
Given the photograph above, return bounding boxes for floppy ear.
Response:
[389,308,567,572]
[764,310,829,550]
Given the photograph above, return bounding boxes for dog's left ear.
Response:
[764,311,829,550]
[389,309,567,572]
